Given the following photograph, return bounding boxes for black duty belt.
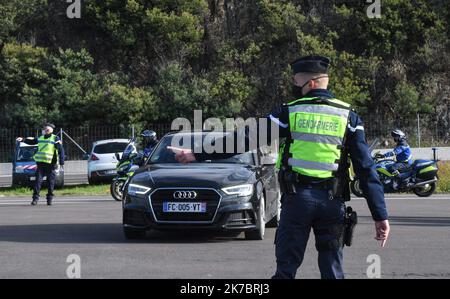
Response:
[296,175,335,191]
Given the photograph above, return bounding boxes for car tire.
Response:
[12,176,20,187]
[123,227,146,240]
[413,182,436,197]
[55,178,64,189]
[350,179,364,197]
[266,192,281,228]
[88,176,96,185]
[110,180,124,201]
[245,194,266,240]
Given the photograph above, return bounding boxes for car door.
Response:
[12,141,19,173]
[257,150,279,219]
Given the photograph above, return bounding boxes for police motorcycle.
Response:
[350,139,439,197]
[110,138,144,201]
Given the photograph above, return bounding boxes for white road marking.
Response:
[0,197,113,205]
[0,194,447,206]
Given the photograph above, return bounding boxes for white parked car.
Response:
[85,139,129,184]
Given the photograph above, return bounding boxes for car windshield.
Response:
[16,146,37,162]
[148,133,254,165]
[93,142,128,154]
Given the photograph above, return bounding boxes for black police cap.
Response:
[291,55,330,74]
[43,123,55,129]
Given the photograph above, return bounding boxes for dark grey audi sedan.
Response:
[122,131,281,240]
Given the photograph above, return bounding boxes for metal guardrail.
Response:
[0,116,448,162]
[0,124,173,163]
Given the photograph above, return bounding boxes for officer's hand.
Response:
[168,146,196,164]
[375,220,390,247]
[16,137,23,142]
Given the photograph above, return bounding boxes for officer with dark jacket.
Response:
[375,129,412,189]
[172,55,390,279]
[16,123,65,205]
[140,130,158,159]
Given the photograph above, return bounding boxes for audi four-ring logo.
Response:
[173,191,198,199]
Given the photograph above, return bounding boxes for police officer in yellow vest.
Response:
[16,123,65,206]
[172,55,390,279]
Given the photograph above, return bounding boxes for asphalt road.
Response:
[0,194,449,279]
[0,173,88,187]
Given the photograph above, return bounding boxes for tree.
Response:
[0,0,449,144]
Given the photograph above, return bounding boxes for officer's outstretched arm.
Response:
[173,113,287,163]
[347,113,390,247]
[168,146,196,164]
[17,137,38,145]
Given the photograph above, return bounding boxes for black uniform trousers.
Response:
[273,187,345,279]
[33,162,56,201]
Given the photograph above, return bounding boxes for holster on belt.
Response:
[278,166,297,195]
[278,135,298,195]
[330,174,351,202]
[343,206,358,247]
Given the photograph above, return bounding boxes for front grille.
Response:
[149,188,221,222]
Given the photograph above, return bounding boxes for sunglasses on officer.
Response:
[293,75,329,89]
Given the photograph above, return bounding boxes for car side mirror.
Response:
[261,156,277,166]
[115,153,120,160]
[82,153,90,160]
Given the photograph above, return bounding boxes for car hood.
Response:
[131,164,256,189]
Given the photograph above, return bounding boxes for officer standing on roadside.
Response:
[172,55,390,279]
[16,123,65,206]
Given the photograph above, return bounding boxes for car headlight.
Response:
[222,184,254,197]
[128,184,151,195]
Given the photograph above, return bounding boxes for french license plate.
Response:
[163,202,206,213]
[30,176,46,181]
[106,170,117,175]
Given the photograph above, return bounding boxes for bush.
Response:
[437,161,450,193]
[1,0,449,138]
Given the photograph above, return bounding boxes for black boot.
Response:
[31,199,38,206]
[47,193,54,206]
